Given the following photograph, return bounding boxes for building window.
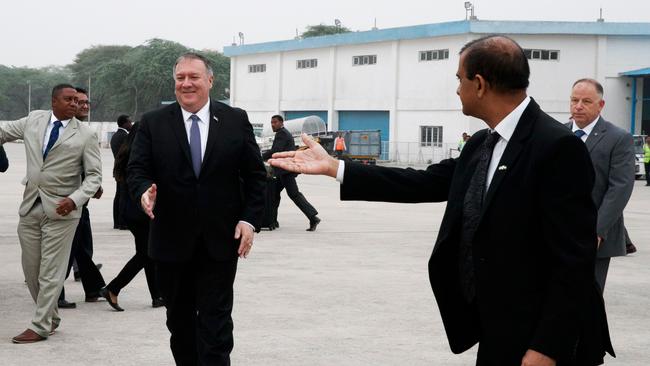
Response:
[420,126,443,147]
[297,58,318,69]
[419,49,450,62]
[248,64,266,73]
[523,48,560,61]
[353,55,377,66]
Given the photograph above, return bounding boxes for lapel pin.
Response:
[213,116,219,122]
[498,165,508,171]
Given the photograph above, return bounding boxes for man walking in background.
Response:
[0,83,102,343]
[262,115,321,231]
[567,78,635,293]
[110,114,132,230]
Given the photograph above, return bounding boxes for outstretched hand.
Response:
[268,134,339,178]
[141,183,157,219]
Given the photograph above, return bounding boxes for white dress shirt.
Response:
[180,100,211,159]
[179,100,255,231]
[42,114,71,154]
[486,96,531,188]
[336,96,532,189]
[571,116,599,143]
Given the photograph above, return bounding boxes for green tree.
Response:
[301,23,352,38]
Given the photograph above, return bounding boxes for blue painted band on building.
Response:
[224,20,650,57]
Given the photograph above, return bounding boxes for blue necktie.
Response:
[574,129,586,138]
[189,115,202,177]
[43,121,62,159]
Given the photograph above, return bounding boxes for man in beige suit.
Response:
[0,83,102,343]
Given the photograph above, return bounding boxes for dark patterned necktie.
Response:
[459,130,500,302]
[574,129,586,138]
[189,115,202,177]
[43,121,62,159]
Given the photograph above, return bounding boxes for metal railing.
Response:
[380,141,461,165]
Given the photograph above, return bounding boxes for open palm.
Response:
[269,134,339,177]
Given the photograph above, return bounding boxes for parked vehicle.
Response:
[633,135,647,180]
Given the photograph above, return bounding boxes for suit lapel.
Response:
[36,113,51,164]
[202,101,223,168]
[585,117,606,152]
[169,104,194,169]
[50,117,79,153]
[481,100,537,216]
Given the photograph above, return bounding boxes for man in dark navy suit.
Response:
[271,36,613,366]
[128,52,266,365]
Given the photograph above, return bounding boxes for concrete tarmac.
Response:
[0,141,648,365]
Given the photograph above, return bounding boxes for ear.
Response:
[474,74,487,98]
[208,75,214,89]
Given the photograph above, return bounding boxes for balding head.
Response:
[459,35,530,93]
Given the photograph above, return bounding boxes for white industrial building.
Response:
[224,20,650,162]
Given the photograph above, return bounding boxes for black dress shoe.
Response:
[58,299,77,309]
[99,287,124,312]
[306,216,321,232]
[626,243,638,254]
[85,291,101,302]
[152,297,165,308]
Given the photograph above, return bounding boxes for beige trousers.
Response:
[18,202,79,338]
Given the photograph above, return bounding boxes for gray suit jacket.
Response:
[566,117,635,258]
[0,110,102,220]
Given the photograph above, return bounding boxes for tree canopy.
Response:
[300,24,352,38]
[0,39,230,121]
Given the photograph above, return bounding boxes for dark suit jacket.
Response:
[262,127,295,176]
[110,129,128,158]
[565,118,635,258]
[0,145,8,172]
[341,100,614,365]
[127,101,266,262]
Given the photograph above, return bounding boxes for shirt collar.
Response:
[50,113,72,127]
[571,115,599,136]
[180,99,211,124]
[492,96,531,142]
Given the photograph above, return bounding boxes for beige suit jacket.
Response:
[0,110,102,220]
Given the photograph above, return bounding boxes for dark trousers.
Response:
[113,182,126,228]
[157,246,238,366]
[275,173,318,220]
[594,257,611,294]
[645,163,650,185]
[59,206,105,300]
[107,221,160,300]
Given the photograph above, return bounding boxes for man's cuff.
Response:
[239,220,256,231]
[336,160,345,183]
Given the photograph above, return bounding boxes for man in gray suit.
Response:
[0,83,102,343]
[567,78,635,293]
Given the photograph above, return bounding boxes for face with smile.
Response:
[76,92,90,121]
[174,57,214,113]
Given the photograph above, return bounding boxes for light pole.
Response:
[27,80,31,114]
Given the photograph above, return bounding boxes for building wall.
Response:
[230,30,648,148]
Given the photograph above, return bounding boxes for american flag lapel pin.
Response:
[498,165,508,171]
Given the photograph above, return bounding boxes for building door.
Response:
[338,111,390,159]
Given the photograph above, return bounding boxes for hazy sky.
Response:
[2,0,649,68]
